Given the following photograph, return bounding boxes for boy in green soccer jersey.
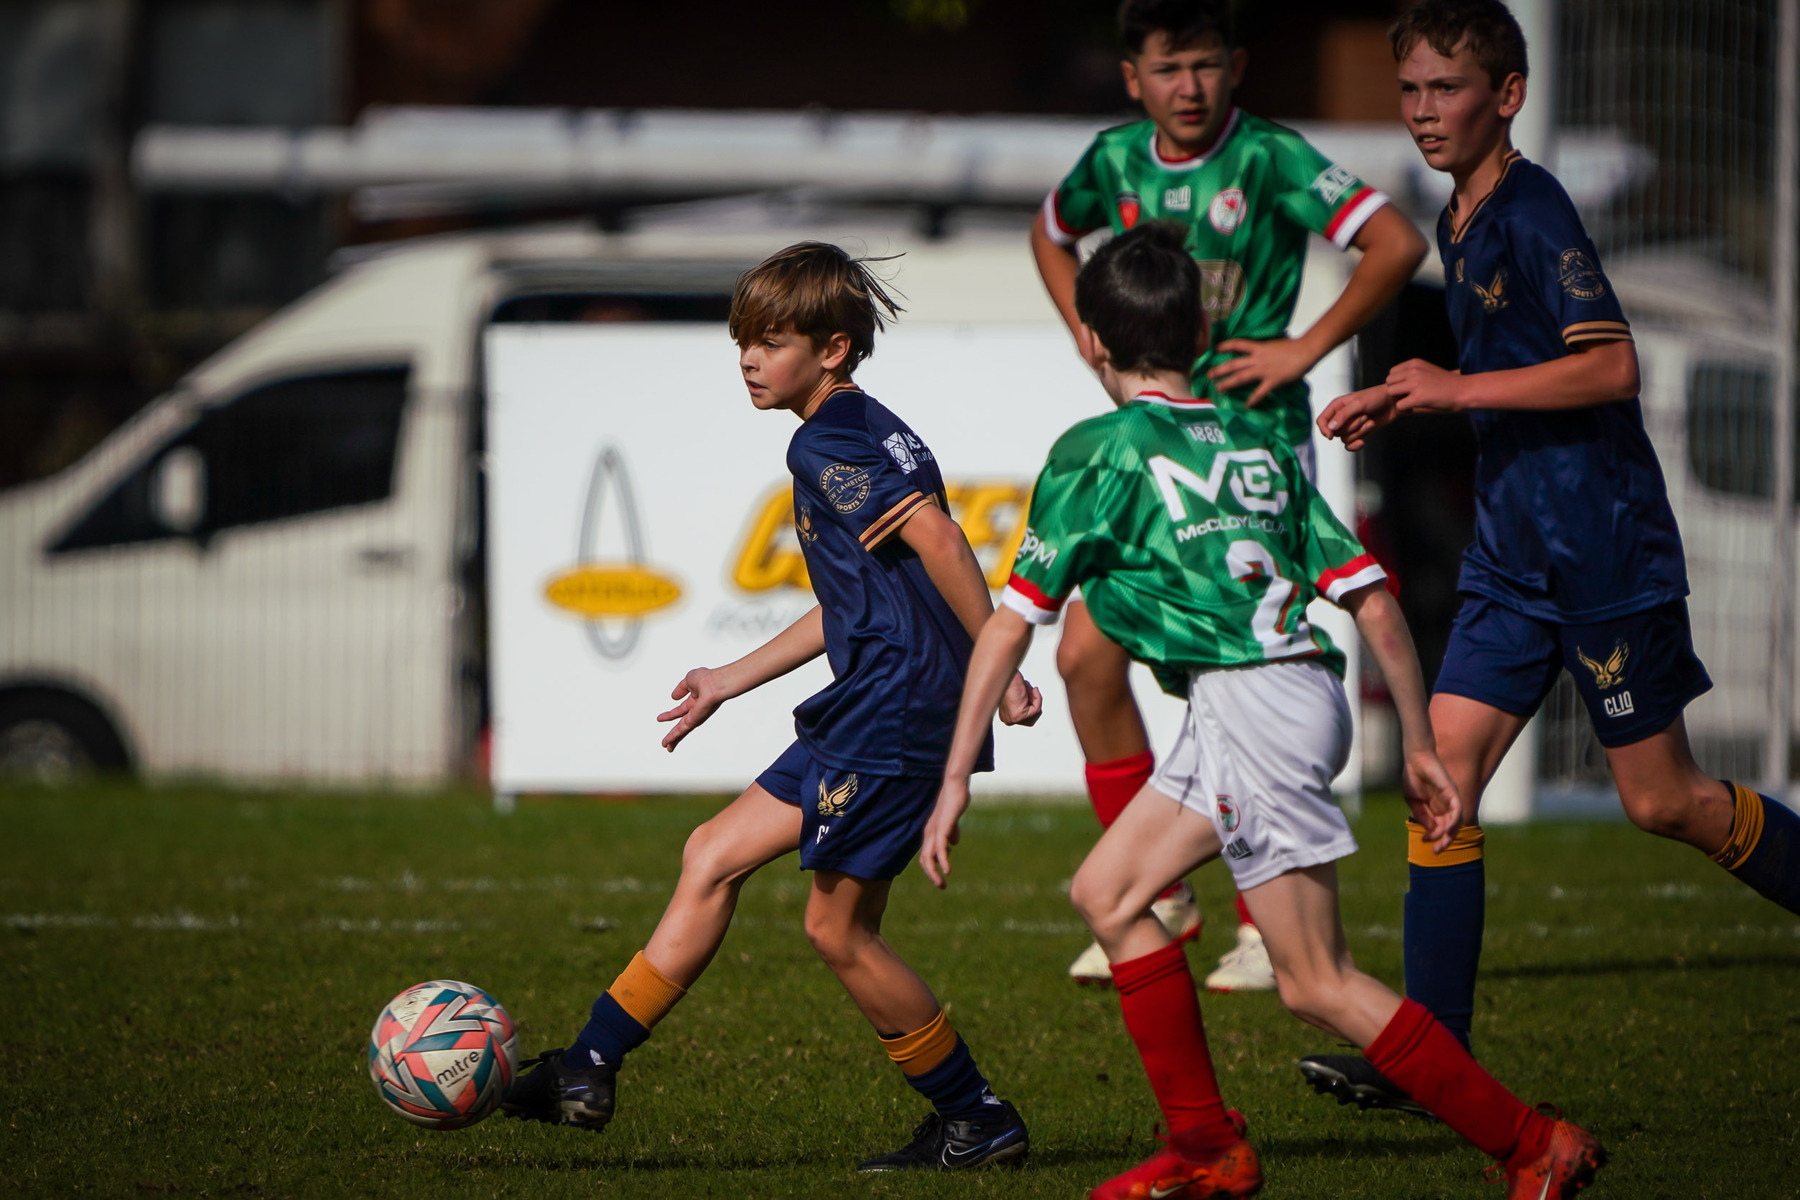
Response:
[927,222,1605,1200]
[1032,0,1429,989]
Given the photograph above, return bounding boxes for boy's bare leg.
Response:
[803,872,940,1032]
[807,870,1020,1147]
[1069,783,1221,959]
[1248,863,1585,1179]
[1067,784,1246,1160]
[1058,603,1150,762]
[1237,865,1400,1045]
[1059,606,1212,982]
[1604,716,1733,849]
[642,783,803,985]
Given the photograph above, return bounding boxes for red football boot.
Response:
[1485,1108,1607,1199]
[1088,1113,1261,1200]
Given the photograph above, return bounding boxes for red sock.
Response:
[1234,892,1254,928]
[1085,751,1155,829]
[1366,999,1553,1167]
[1110,943,1239,1156]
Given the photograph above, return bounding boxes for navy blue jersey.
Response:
[1439,151,1687,622]
[785,386,994,778]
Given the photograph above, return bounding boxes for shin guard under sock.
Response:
[1085,751,1155,829]
[566,951,686,1069]
[1715,783,1800,914]
[1110,943,1238,1155]
[1403,821,1485,1052]
[1367,998,1552,1168]
[880,1011,996,1121]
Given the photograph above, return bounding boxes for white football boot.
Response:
[1068,881,1204,985]
[1203,922,1277,992]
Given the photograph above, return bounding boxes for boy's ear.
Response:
[1497,71,1527,121]
[1076,322,1109,373]
[1121,57,1141,102]
[820,331,854,373]
[1230,46,1247,88]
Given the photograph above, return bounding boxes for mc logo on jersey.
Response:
[1147,450,1289,520]
[1116,191,1142,229]
[1164,184,1192,212]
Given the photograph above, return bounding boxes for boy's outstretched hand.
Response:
[658,667,730,751]
[1402,748,1464,854]
[1316,383,1399,450]
[1000,672,1043,726]
[919,777,971,888]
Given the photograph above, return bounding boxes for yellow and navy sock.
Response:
[565,951,686,1069]
[1402,821,1486,1053]
[880,1010,995,1121]
[1712,783,1800,915]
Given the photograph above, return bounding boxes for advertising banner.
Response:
[486,322,1358,798]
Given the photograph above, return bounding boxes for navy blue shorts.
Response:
[755,741,937,881]
[1435,596,1712,749]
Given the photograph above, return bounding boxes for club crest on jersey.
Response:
[1208,188,1245,234]
[1163,184,1192,212]
[1558,249,1607,300]
[1577,640,1629,690]
[820,463,871,513]
[1116,191,1142,229]
[1216,795,1240,833]
[817,773,858,816]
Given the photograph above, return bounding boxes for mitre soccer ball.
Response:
[368,979,519,1129]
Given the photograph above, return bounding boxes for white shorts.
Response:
[1149,658,1357,891]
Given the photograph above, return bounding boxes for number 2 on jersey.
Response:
[1225,540,1314,659]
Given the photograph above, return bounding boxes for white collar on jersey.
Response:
[1147,107,1241,172]
[1130,390,1214,408]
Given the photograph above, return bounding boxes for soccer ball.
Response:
[368,979,519,1129]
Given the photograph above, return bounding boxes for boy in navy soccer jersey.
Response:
[501,243,1043,1172]
[1306,0,1800,1112]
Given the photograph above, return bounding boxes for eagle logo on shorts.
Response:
[817,773,858,817]
[1576,640,1630,690]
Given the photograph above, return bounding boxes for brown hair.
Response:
[728,242,902,369]
[1390,0,1529,89]
[1117,0,1234,55]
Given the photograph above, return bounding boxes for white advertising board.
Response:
[486,322,1359,798]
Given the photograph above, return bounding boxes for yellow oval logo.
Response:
[544,565,682,618]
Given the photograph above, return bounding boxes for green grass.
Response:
[2,785,1797,1198]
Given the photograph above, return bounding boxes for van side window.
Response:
[50,365,410,553]
[1686,361,1781,499]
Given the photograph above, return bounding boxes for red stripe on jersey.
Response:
[1005,572,1063,613]
[1047,193,1082,240]
[1323,185,1377,241]
[1315,553,1383,596]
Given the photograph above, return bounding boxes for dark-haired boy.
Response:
[927,221,1604,1200]
[1033,0,1429,989]
[1305,0,1800,1113]
[502,242,1042,1172]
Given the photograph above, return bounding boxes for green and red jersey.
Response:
[1045,109,1391,448]
[1002,390,1384,693]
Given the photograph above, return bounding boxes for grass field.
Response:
[3,784,1797,1198]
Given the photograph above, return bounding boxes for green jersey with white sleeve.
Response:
[1002,390,1385,694]
[1044,109,1391,448]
